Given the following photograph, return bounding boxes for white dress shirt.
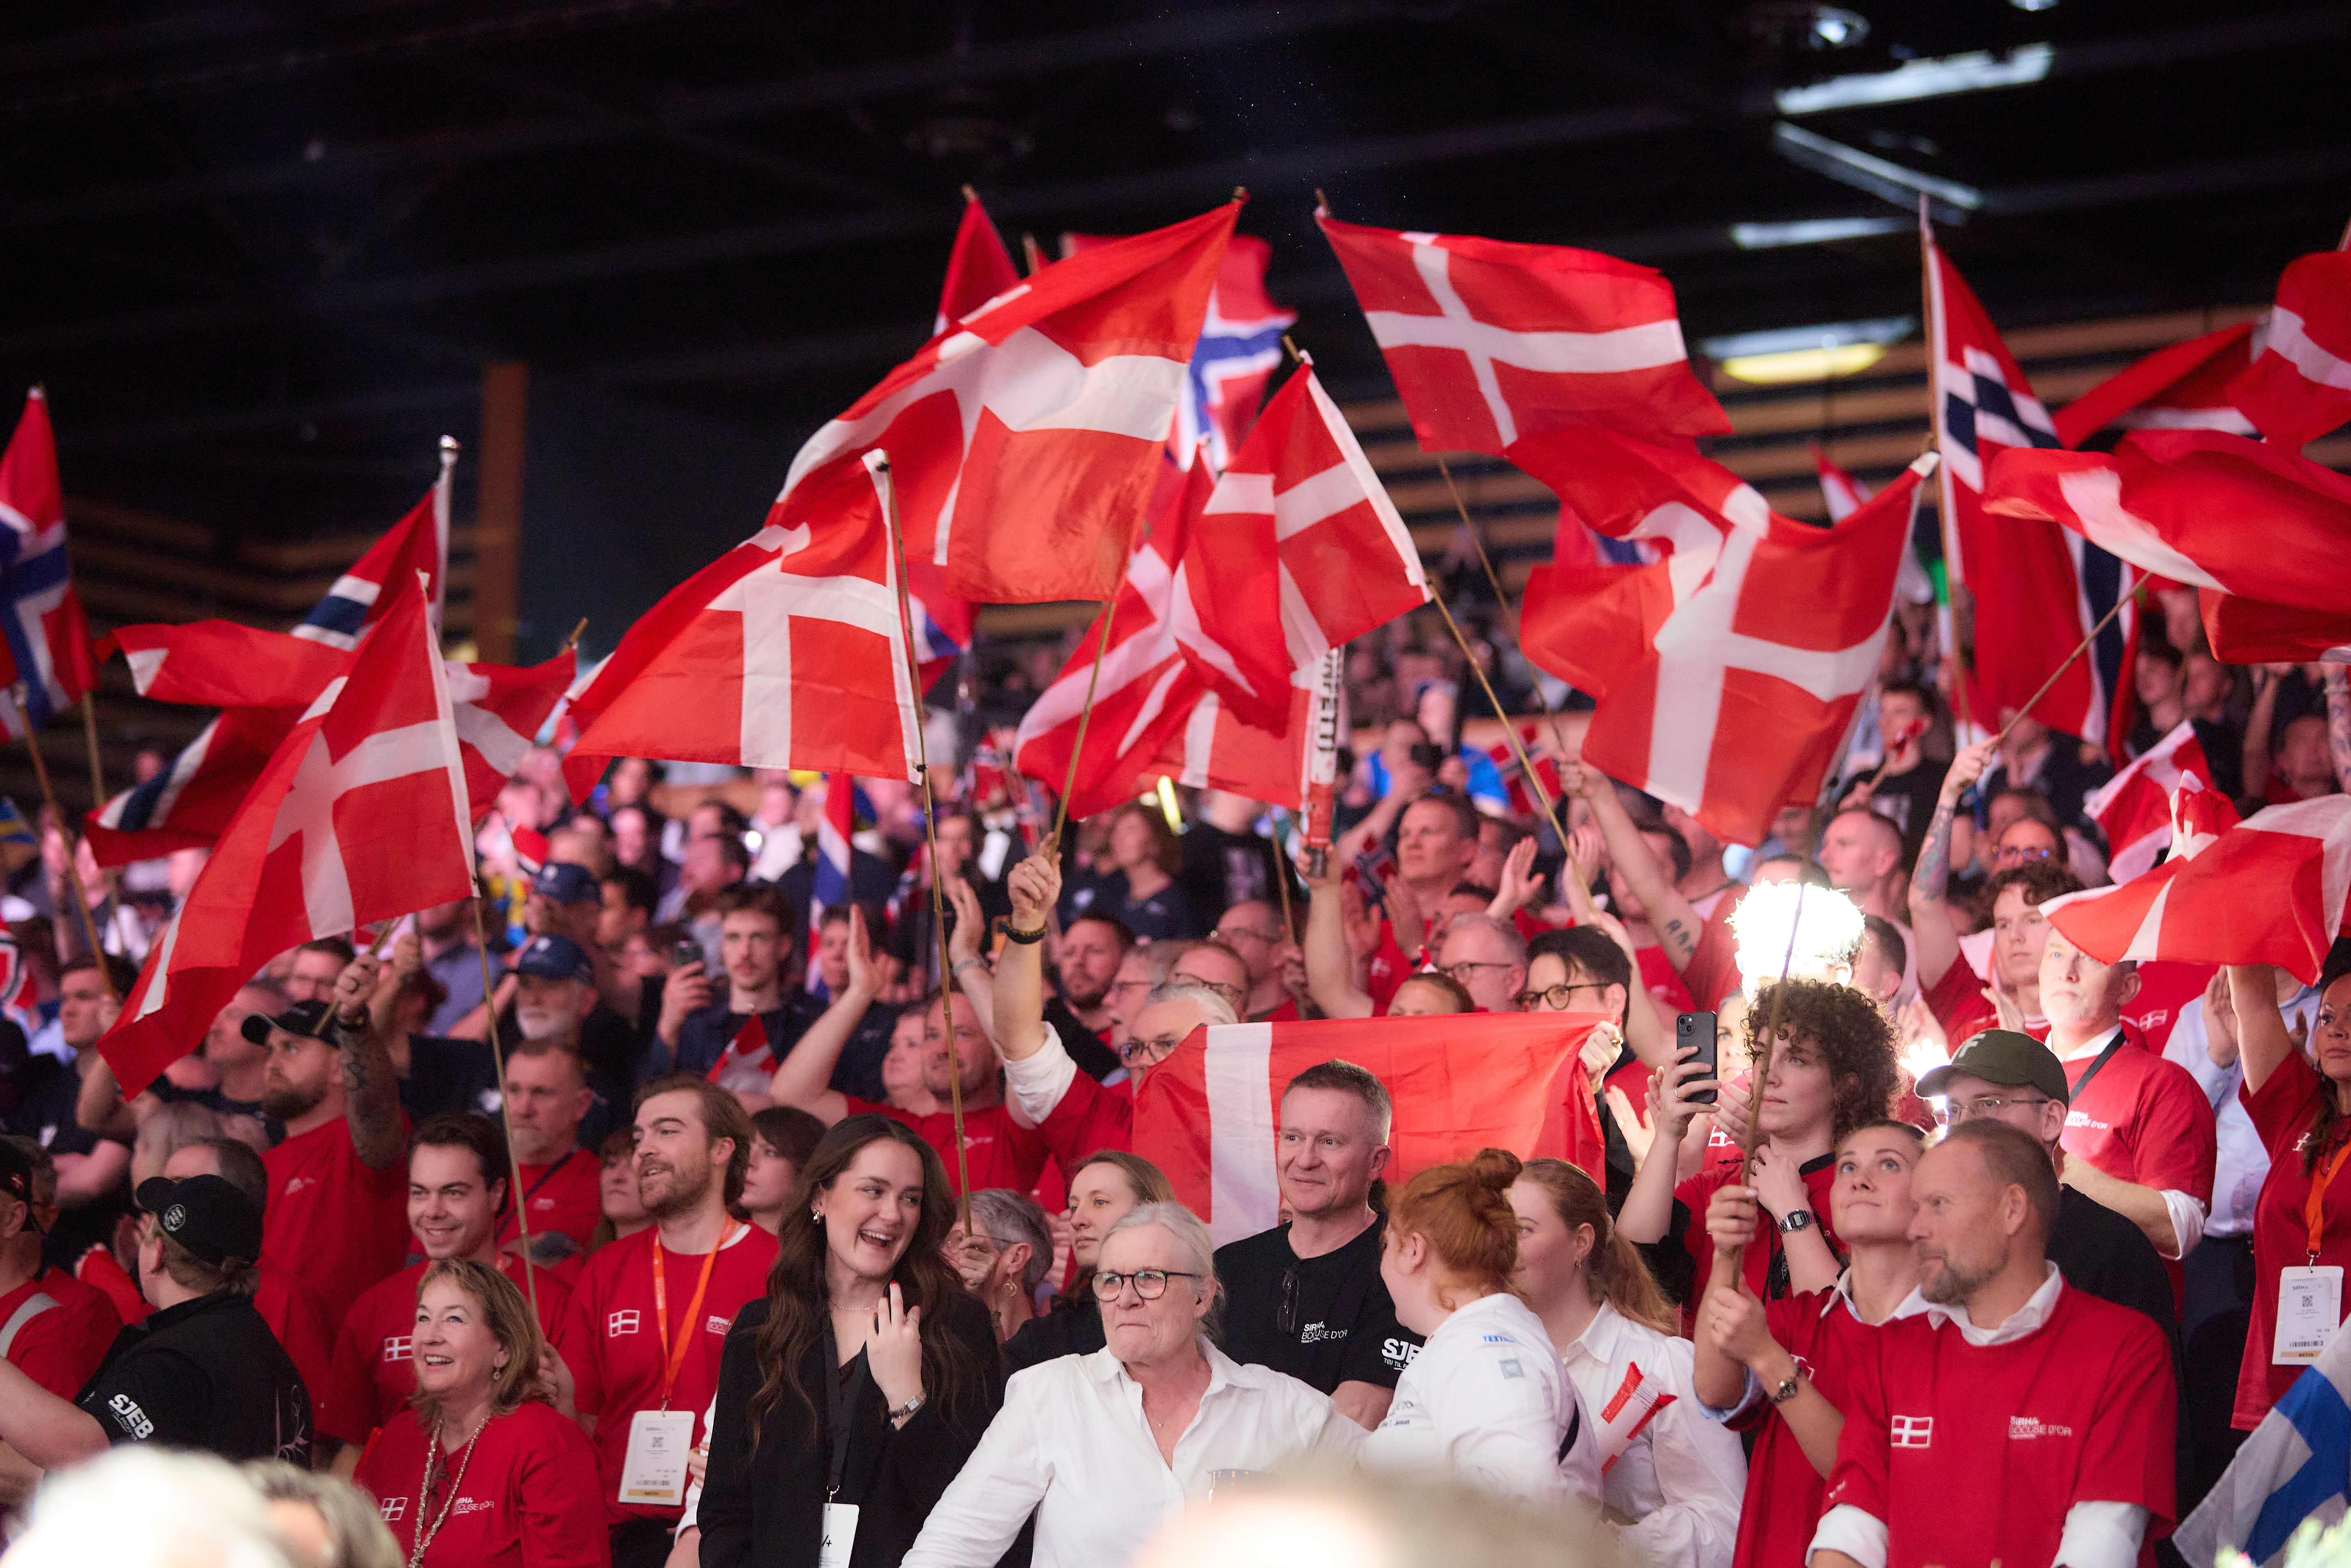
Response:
[2061,1024,2208,1259]
[1002,1021,1082,1130]
[902,1339,1363,1568]
[2165,984,2319,1237]
[1559,1303,1745,1568]
[1808,1266,2150,1568]
[1362,1291,1597,1508]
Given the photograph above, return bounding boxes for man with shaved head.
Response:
[1816,808,1907,924]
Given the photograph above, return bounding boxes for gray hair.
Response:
[967,1188,1054,1293]
[1140,982,1238,1029]
[10,1448,292,1568]
[1439,911,1526,966]
[1101,1201,1224,1334]
[242,1461,402,1568]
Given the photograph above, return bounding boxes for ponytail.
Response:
[1517,1158,1676,1336]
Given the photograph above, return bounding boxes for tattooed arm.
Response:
[327,953,406,1170]
[1908,740,1996,989]
[1557,759,1706,972]
[2327,665,2351,797]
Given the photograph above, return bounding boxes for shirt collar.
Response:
[1906,1261,2064,1346]
[1823,1269,1936,1324]
[2059,1023,2124,1063]
[1563,1300,1631,1365]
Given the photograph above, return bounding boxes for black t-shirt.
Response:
[1177,824,1287,922]
[1840,757,1950,863]
[1042,997,1121,1084]
[1004,1296,1106,1372]
[399,1033,503,1122]
[1213,1219,1421,1393]
[78,1290,312,1464]
[8,1054,129,1273]
[2049,1185,2174,1335]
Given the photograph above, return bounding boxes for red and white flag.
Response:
[1812,445,1934,606]
[1132,1010,1614,1245]
[564,452,920,794]
[292,444,452,648]
[2052,323,2257,448]
[1519,429,1937,847]
[1986,430,2351,620]
[100,577,476,1095]
[0,389,97,733]
[2085,721,2240,883]
[932,191,1022,338]
[2227,250,2351,451]
[1318,214,1728,454]
[2045,795,2351,988]
[2198,591,2351,667]
[779,201,1238,605]
[1485,723,1565,819]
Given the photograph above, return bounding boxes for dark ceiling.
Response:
[7,0,2348,551]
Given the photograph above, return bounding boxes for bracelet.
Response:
[1003,924,1048,945]
[950,956,990,980]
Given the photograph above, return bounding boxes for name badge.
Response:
[618,1409,697,1505]
[819,1503,859,1568]
[2275,1266,2344,1365]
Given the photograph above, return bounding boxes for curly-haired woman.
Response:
[1616,979,1900,1324]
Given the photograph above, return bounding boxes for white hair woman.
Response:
[903,1203,1364,1568]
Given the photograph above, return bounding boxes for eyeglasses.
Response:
[1181,978,1245,1004]
[1092,1268,1206,1301]
[1119,1033,1188,1065]
[1215,926,1284,947]
[1438,960,1516,985]
[1515,981,1608,1011]
[1993,844,2056,865]
[1943,1094,2052,1123]
[1276,1267,1299,1334]
[1107,978,1152,996]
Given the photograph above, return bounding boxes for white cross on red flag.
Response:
[1317,213,1728,456]
[2227,249,2351,451]
[100,575,477,1095]
[2085,720,2240,884]
[1519,430,1937,847]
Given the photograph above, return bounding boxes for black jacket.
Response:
[699,1288,1003,1568]
[1002,1295,1105,1373]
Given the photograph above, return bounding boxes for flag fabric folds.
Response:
[99,578,476,1096]
[2227,250,2351,451]
[0,389,96,733]
[932,191,1022,339]
[2086,721,2240,884]
[1518,430,1937,847]
[2175,1318,2351,1567]
[2051,322,2257,448]
[1813,445,1935,607]
[292,448,452,649]
[1132,1010,1614,1245]
[2198,592,2351,667]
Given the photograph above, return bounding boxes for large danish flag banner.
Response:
[100,577,476,1096]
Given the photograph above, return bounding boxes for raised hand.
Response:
[1007,852,1059,931]
[866,1281,927,1418]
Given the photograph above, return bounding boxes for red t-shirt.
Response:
[1729,1288,1891,1568]
[1367,919,1415,1014]
[1636,944,1696,1017]
[2237,1049,2351,1429]
[1682,917,1741,1013]
[262,1115,412,1321]
[1675,1153,1842,1333]
[0,1268,121,1399]
[2060,1023,2218,1311]
[1824,1282,2176,1568]
[355,1400,608,1568]
[2120,961,2216,1056]
[323,1256,573,1446]
[841,1097,1049,1197]
[554,1222,778,1525]
[73,1246,147,1325]
[1033,1071,1134,1171]
[498,1149,603,1254]
[1921,956,2001,1047]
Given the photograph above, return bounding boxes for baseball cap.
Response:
[0,1140,42,1231]
[531,862,598,906]
[135,1174,263,1268]
[238,998,333,1047]
[516,933,595,986]
[1917,1029,2071,1106]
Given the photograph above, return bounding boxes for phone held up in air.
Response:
[1677,1011,1720,1106]
[673,939,704,972]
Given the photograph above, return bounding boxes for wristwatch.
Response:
[890,1393,927,1424]
[1777,1209,1816,1235]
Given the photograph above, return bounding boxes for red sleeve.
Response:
[555,1266,605,1421]
[1034,1070,1134,1167]
[528,1270,572,1340]
[2244,1046,2328,1159]
[1681,915,1740,1011]
[1923,954,1994,1044]
[1367,921,1411,1013]
[2079,1308,2180,1529]
[321,1310,384,1446]
[2125,1056,2220,1205]
[1819,1319,1896,1529]
[8,1309,96,1400]
[73,1247,149,1325]
[519,1408,615,1568]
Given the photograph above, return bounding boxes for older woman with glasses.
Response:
[903,1203,1363,1568]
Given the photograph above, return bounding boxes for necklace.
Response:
[408,1411,490,1568]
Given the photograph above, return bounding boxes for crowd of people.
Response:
[0,583,2345,1568]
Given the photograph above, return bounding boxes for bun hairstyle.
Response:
[1386,1148,1524,1303]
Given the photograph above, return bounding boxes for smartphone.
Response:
[1677,1011,1720,1106]
[1407,741,1447,772]
[672,939,704,971]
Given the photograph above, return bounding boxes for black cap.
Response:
[0,1140,41,1233]
[239,998,331,1047]
[1917,1029,2072,1106]
[135,1174,263,1267]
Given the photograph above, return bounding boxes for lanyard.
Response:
[818,1318,874,1502]
[498,1152,578,1241]
[650,1222,737,1410]
[2065,1029,2132,1105]
[2306,1140,2351,1263]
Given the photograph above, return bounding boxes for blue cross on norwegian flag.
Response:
[292,439,452,649]
[0,389,96,734]
[1176,234,1296,474]
[1929,234,2137,755]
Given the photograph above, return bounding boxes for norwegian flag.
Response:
[293,443,452,648]
[778,200,1238,605]
[86,619,573,865]
[1484,723,1564,818]
[933,190,1021,338]
[1812,445,1934,605]
[99,576,476,1095]
[1986,430,2351,622]
[2052,323,2258,448]
[806,773,854,993]
[2044,795,2351,988]
[1317,213,1728,457]
[2087,721,2241,883]
[2198,592,2351,666]
[1132,1010,1613,1245]
[1518,431,1938,848]
[2227,250,2351,451]
[563,451,921,795]
[1930,237,2136,747]
[0,934,41,1042]
[0,389,96,733]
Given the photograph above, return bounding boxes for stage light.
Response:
[1772,123,1984,213]
[1775,42,2053,114]
[1729,216,1905,249]
[1703,317,1915,384]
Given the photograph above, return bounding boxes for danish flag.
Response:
[1318,213,1727,458]
[2197,591,2351,667]
[293,443,451,649]
[1518,429,1937,847]
[2227,249,2351,451]
[1890,1415,1934,1449]
[707,1013,776,1097]
[1813,445,1934,606]
[806,773,854,993]
[2046,794,2351,987]
[0,389,96,734]
[2052,323,2257,447]
[99,576,476,1096]
[932,190,1021,338]
[2085,721,2240,883]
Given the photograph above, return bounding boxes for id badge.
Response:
[818,1503,859,1568]
[2274,1265,2344,1365]
[618,1409,697,1504]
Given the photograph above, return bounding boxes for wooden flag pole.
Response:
[1983,580,2147,756]
[1426,580,1568,833]
[1045,592,1119,858]
[872,453,975,1234]
[466,893,540,1320]
[1918,195,1975,743]
[8,689,112,994]
[77,691,127,957]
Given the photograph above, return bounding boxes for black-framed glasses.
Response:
[1515,981,1608,1011]
[1119,1034,1187,1066]
[1276,1267,1299,1334]
[1092,1268,1206,1301]
[1943,1094,2053,1123]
